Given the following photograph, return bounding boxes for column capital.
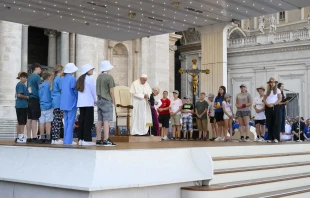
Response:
[22,24,29,28]
[169,33,182,44]
[61,31,69,34]
[44,29,57,37]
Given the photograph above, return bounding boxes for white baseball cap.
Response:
[100,60,114,72]
[64,63,78,73]
[81,64,94,75]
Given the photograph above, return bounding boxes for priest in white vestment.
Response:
[130,74,153,135]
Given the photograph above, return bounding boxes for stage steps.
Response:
[181,147,310,198]
[238,185,310,198]
[0,119,16,139]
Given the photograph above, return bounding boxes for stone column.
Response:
[21,24,28,73]
[133,39,140,81]
[61,31,69,65]
[69,33,76,63]
[198,23,230,94]
[44,29,57,67]
[253,17,258,29]
[169,33,182,95]
[0,21,22,110]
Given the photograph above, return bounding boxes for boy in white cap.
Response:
[60,63,78,145]
[76,64,96,146]
[96,60,116,146]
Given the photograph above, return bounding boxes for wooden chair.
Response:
[114,86,133,136]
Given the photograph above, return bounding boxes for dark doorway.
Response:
[28,27,48,67]
[174,39,181,96]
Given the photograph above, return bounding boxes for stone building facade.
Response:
[0,20,181,120]
[178,7,310,118]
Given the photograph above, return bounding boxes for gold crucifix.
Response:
[178,58,210,96]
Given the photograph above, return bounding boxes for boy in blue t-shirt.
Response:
[27,62,42,143]
[38,71,53,144]
[15,72,29,143]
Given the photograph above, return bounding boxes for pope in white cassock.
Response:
[130,74,153,135]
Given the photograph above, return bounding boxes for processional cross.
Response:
[178,58,210,97]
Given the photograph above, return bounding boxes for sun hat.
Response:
[224,93,232,99]
[64,63,78,73]
[81,64,95,75]
[100,60,114,72]
[256,85,266,92]
[267,77,278,84]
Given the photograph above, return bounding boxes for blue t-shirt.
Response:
[27,73,41,99]
[303,126,310,138]
[51,76,62,109]
[15,82,28,108]
[214,96,223,112]
[39,81,52,111]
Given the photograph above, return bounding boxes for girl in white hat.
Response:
[76,64,96,146]
[60,63,78,145]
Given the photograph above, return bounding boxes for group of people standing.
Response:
[15,61,116,146]
[153,77,292,143]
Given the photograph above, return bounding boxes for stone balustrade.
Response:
[228,28,310,48]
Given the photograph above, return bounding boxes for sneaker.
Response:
[257,137,264,142]
[52,139,63,145]
[220,137,225,141]
[274,139,279,143]
[189,138,194,141]
[31,138,40,144]
[203,137,208,141]
[102,139,116,147]
[81,141,95,146]
[16,137,27,143]
[245,137,251,142]
[170,137,175,140]
[267,140,272,143]
[239,137,245,142]
[71,141,77,145]
[162,136,168,140]
[44,139,52,144]
[78,139,83,145]
[214,137,221,141]
[26,138,32,143]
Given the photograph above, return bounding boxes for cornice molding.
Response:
[178,43,201,53]
[228,41,310,56]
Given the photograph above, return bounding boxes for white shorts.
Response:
[39,108,54,124]
[224,112,232,120]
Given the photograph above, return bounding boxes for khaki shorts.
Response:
[170,114,181,125]
[197,118,208,131]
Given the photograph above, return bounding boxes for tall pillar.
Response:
[133,39,140,81]
[69,33,76,63]
[198,23,229,94]
[21,24,28,73]
[44,29,57,67]
[61,31,69,65]
[169,33,182,95]
[0,21,22,109]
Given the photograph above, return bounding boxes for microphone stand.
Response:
[284,89,301,142]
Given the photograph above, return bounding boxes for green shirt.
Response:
[96,73,115,101]
[195,100,209,119]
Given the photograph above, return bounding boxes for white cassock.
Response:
[130,79,153,135]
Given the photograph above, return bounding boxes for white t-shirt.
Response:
[208,101,215,117]
[254,95,266,120]
[282,124,292,140]
[170,98,182,115]
[265,88,281,104]
[222,101,232,115]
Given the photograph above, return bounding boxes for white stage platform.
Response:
[0,141,213,198]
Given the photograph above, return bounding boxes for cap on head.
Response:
[141,74,148,78]
[224,93,232,99]
[173,90,179,95]
[184,95,191,99]
[207,93,215,98]
[240,84,246,88]
[100,60,114,72]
